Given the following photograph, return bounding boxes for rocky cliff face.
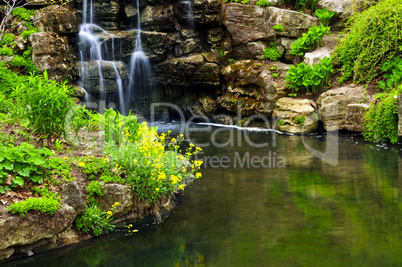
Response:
[29,0,373,132]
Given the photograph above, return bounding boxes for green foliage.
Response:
[20,30,38,38]
[14,71,74,136]
[22,46,33,59]
[279,119,285,126]
[0,143,55,193]
[86,181,103,206]
[279,0,319,11]
[0,47,13,56]
[293,116,306,125]
[11,7,34,21]
[0,33,15,47]
[7,196,60,217]
[273,25,284,32]
[290,25,330,58]
[315,8,336,27]
[264,42,282,61]
[378,57,402,91]
[75,205,115,236]
[241,0,250,4]
[285,56,333,93]
[228,58,235,64]
[90,108,141,146]
[363,87,401,144]
[334,0,402,84]
[256,0,270,7]
[272,73,279,79]
[9,55,39,74]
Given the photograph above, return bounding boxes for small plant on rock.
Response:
[264,42,282,61]
[256,0,270,7]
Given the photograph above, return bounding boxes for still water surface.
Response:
[5,124,402,266]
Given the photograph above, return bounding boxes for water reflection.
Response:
[5,125,402,266]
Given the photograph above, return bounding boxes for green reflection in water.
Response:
[4,127,402,266]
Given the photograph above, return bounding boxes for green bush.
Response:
[86,181,103,206]
[7,196,60,217]
[11,7,34,21]
[264,42,282,61]
[377,57,402,90]
[315,8,336,27]
[256,0,270,7]
[75,205,115,236]
[285,56,333,93]
[9,55,39,74]
[15,71,74,136]
[290,25,330,58]
[293,116,306,125]
[0,33,15,47]
[334,0,402,84]
[0,47,13,56]
[363,87,402,144]
[0,143,71,193]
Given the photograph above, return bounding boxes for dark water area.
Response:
[5,124,402,266]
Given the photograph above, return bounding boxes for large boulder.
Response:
[177,0,222,26]
[219,60,289,116]
[222,3,320,45]
[153,53,220,87]
[34,5,80,34]
[30,32,76,82]
[273,97,319,134]
[0,205,76,254]
[317,85,367,131]
[93,0,120,30]
[345,103,369,132]
[97,183,134,219]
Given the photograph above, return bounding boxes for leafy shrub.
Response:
[9,55,39,74]
[0,33,15,46]
[15,71,74,136]
[75,205,115,236]
[264,42,282,61]
[290,25,330,58]
[0,47,13,56]
[363,87,402,144]
[256,0,269,7]
[11,7,34,21]
[377,57,402,90]
[273,25,284,32]
[285,56,333,93]
[315,8,336,27]
[0,62,27,94]
[20,30,38,38]
[334,0,402,84]
[90,108,141,145]
[86,181,103,206]
[7,196,60,217]
[241,0,250,3]
[0,143,70,193]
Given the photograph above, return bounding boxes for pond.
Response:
[5,124,402,266]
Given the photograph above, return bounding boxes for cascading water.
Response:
[78,0,151,115]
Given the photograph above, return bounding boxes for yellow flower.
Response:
[195,172,202,178]
[113,202,119,207]
[78,162,85,167]
[155,188,160,192]
[178,184,186,190]
[63,157,68,160]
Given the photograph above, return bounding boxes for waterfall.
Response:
[78,0,152,115]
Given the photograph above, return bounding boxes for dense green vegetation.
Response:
[0,60,202,236]
[334,0,402,84]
